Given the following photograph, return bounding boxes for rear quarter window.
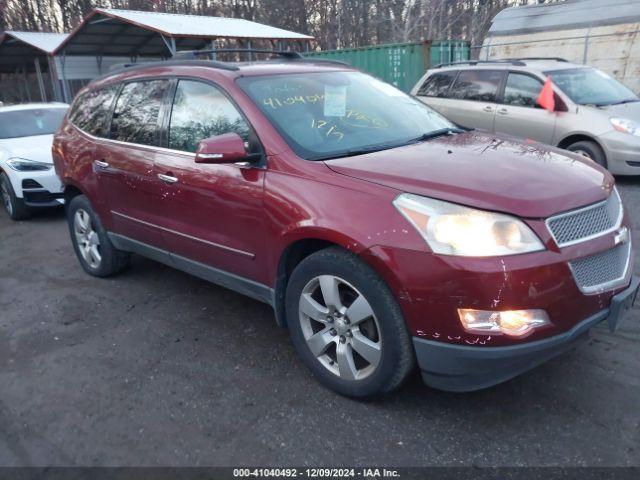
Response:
[68,85,119,137]
[417,71,457,97]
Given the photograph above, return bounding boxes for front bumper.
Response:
[414,276,639,392]
[2,166,64,206]
[599,130,640,175]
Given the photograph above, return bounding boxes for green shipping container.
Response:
[304,40,470,92]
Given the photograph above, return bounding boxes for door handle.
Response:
[497,108,509,115]
[157,173,178,184]
[94,159,109,169]
[483,106,494,113]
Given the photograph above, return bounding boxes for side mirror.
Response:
[195,133,248,164]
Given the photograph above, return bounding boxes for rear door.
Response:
[436,69,505,131]
[97,79,172,249]
[64,85,120,219]
[493,72,557,144]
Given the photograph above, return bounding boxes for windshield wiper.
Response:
[590,98,640,107]
[313,144,400,161]
[313,127,467,161]
[615,99,640,105]
[406,127,466,144]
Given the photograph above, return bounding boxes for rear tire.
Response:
[67,195,130,277]
[1,172,31,220]
[286,247,415,398]
[566,140,607,168]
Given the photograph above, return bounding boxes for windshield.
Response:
[547,68,638,106]
[238,71,455,160]
[0,107,68,139]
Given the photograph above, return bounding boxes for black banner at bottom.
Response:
[0,467,638,480]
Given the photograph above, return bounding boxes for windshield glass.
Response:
[238,71,454,160]
[0,107,68,139]
[547,68,638,106]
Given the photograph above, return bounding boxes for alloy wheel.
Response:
[573,149,591,159]
[1,179,12,215]
[74,208,102,268]
[298,275,382,381]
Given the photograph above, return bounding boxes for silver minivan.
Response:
[411,58,640,175]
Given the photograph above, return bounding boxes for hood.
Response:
[325,131,613,218]
[597,100,640,118]
[0,134,54,164]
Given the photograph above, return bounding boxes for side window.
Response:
[68,85,118,137]
[110,80,170,146]
[503,73,543,107]
[168,80,250,153]
[417,71,457,97]
[449,70,503,102]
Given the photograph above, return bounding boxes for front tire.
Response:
[286,247,415,397]
[1,172,31,220]
[567,140,607,168]
[67,195,130,277]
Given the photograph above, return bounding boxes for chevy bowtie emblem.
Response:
[614,227,630,246]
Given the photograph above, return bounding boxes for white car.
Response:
[0,103,69,220]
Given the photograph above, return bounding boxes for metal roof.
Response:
[55,8,313,57]
[488,0,640,37]
[0,31,68,53]
[0,31,68,73]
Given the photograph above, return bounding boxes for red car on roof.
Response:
[52,51,638,397]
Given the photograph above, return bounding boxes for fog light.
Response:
[457,309,550,337]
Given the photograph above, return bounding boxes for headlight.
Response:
[393,194,544,257]
[610,117,640,137]
[6,157,52,172]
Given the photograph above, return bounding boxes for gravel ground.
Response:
[0,180,639,467]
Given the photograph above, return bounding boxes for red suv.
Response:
[53,52,638,397]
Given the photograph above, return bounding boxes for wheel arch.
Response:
[557,133,606,155]
[62,181,86,209]
[272,230,368,328]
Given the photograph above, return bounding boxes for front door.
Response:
[152,79,268,284]
[98,79,172,249]
[493,72,557,144]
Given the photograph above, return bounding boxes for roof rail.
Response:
[434,59,526,68]
[174,48,350,67]
[174,48,303,60]
[508,57,569,63]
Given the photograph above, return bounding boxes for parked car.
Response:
[411,58,640,175]
[53,54,637,397]
[0,102,69,220]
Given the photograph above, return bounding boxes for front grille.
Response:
[569,242,631,294]
[23,190,63,205]
[547,189,622,247]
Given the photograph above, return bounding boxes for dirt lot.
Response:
[0,180,639,467]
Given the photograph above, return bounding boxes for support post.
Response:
[34,57,47,102]
[161,35,177,57]
[246,39,252,61]
[48,56,63,102]
[60,52,71,103]
[22,65,32,102]
[209,40,217,60]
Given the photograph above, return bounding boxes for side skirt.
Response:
[108,232,275,307]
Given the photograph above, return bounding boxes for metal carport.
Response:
[0,31,68,103]
[52,8,314,101]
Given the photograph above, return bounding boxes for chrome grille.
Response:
[569,242,631,294]
[547,189,622,247]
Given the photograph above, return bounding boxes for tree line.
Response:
[1,0,549,51]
